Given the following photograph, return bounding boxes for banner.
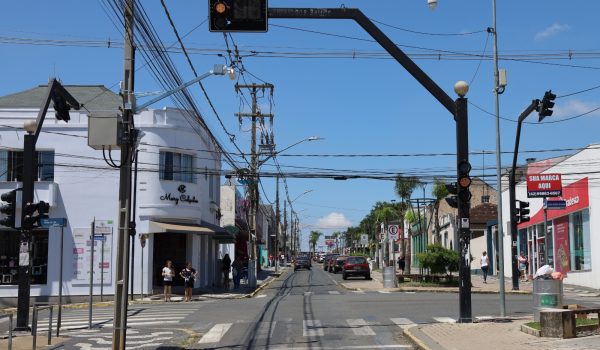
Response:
[553,216,570,273]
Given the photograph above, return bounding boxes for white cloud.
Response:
[535,23,570,41]
[553,99,600,119]
[315,212,352,229]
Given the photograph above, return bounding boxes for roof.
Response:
[0,84,121,112]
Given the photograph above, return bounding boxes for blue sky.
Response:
[2,1,599,250]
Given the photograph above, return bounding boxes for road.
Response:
[4,264,599,349]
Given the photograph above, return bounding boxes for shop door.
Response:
[153,233,187,286]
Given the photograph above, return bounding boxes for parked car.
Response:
[322,254,335,270]
[294,257,311,271]
[327,254,340,272]
[342,256,371,280]
[332,256,348,273]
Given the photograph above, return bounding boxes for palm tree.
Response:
[431,178,449,245]
[309,230,322,255]
[395,174,421,274]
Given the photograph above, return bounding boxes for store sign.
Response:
[160,184,199,205]
[527,173,562,198]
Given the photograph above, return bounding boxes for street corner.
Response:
[402,324,439,350]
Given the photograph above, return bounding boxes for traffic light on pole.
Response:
[444,182,458,208]
[457,160,472,203]
[209,0,268,32]
[23,201,49,228]
[537,90,556,122]
[515,200,530,224]
[0,189,18,228]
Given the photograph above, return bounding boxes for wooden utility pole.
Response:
[275,175,280,272]
[235,83,273,287]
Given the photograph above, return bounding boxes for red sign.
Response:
[325,240,334,247]
[553,216,570,273]
[526,173,562,198]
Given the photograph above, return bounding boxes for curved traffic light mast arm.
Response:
[32,79,81,143]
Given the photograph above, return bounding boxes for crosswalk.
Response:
[33,306,195,332]
[195,316,459,347]
[67,329,177,350]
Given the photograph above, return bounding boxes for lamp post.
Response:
[289,190,313,256]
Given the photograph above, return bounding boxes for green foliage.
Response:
[432,178,449,200]
[416,244,459,275]
[395,175,421,201]
[309,230,322,253]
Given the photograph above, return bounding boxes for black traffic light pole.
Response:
[15,79,79,331]
[267,7,472,322]
[508,99,540,291]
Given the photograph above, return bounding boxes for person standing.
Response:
[180,262,197,302]
[480,251,489,284]
[518,252,529,281]
[222,254,232,290]
[397,256,406,275]
[162,260,175,302]
[232,256,243,289]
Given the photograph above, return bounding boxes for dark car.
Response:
[332,256,348,273]
[294,257,311,271]
[326,254,340,272]
[322,254,335,270]
[342,256,371,280]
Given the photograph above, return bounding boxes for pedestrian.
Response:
[162,260,175,302]
[179,262,197,302]
[518,252,528,281]
[397,256,405,274]
[367,257,373,274]
[222,254,231,290]
[480,251,489,283]
[269,253,273,267]
[232,256,243,289]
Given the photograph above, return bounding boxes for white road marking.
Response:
[255,294,267,298]
[256,321,277,339]
[390,318,417,329]
[433,317,456,323]
[352,290,365,294]
[303,292,313,296]
[198,323,233,344]
[346,318,376,336]
[303,319,324,337]
[378,290,391,294]
[328,291,341,295]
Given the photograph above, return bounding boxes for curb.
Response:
[403,326,435,350]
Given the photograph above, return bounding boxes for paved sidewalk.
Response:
[404,320,600,350]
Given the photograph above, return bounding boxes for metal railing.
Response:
[1,312,14,350]
[31,303,54,349]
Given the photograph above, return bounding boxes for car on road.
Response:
[342,256,371,280]
[332,256,348,273]
[324,254,340,272]
[294,257,311,271]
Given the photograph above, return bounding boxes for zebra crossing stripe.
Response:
[352,290,365,294]
[346,319,376,336]
[390,318,416,329]
[378,291,391,294]
[433,317,456,323]
[198,323,233,344]
[303,319,324,337]
[303,292,313,296]
[256,321,277,339]
[328,291,341,295]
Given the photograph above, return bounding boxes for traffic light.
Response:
[22,201,49,228]
[0,190,18,228]
[457,160,472,203]
[444,182,458,208]
[515,200,530,224]
[537,90,556,122]
[52,92,72,122]
[209,0,268,32]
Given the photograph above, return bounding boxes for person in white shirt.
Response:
[480,252,489,284]
[162,260,175,302]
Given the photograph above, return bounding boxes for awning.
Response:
[202,221,235,243]
[150,221,213,234]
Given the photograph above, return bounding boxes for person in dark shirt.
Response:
[179,262,197,302]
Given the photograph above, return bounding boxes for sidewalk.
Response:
[404,320,600,350]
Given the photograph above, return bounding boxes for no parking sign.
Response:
[387,224,400,240]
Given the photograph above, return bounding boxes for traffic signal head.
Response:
[22,201,50,228]
[0,190,17,228]
[517,200,530,223]
[52,92,72,122]
[537,90,556,122]
[209,0,268,32]
[457,160,472,203]
[444,182,458,208]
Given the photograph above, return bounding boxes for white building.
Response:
[0,84,232,302]
[501,145,598,289]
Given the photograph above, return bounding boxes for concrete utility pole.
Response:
[235,83,274,288]
[113,0,135,348]
[283,201,287,262]
[275,175,280,272]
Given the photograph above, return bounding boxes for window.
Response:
[0,229,48,285]
[569,209,591,271]
[159,151,195,183]
[481,195,490,203]
[0,150,54,182]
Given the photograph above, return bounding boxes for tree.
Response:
[431,178,450,245]
[374,205,398,267]
[416,244,459,276]
[309,230,322,254]
[394,175,421,273]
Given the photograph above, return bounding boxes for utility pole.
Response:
[275,175,280,272]
[283,201,287,263]
[113,0,135,348]
[235,83,274,288]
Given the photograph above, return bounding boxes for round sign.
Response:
[388,225,399,239]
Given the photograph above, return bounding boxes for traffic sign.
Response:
[40,217,67,228]
[93,234,106,241]
[360,234,368,245]
[387,224,400,240]
[544,199,567,210]
[527,173,562,198]
[94,220,113,235]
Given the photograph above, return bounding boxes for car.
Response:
[326,254,340,272]
[294,257,311,271]
[342,256,371,280]
[332,256,348,273]
[322,254,335,270]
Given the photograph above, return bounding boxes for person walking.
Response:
[397,256,405,275]
[232,256,243,289]
[480,251,489,284]
[180,262,197,302]
[518,252,529,281]
[222,254,232,290]
[162,260,175,302]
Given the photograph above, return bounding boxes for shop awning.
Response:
[150,221,213,234]
[202,220,235,243]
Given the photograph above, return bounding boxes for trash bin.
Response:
[533,279,563,321]
[382,267,396,288]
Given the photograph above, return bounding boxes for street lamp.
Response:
[259,136,323,166]
[427,0,438,10]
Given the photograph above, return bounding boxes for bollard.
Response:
[48,306,53,345]
[32,306,38,349]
